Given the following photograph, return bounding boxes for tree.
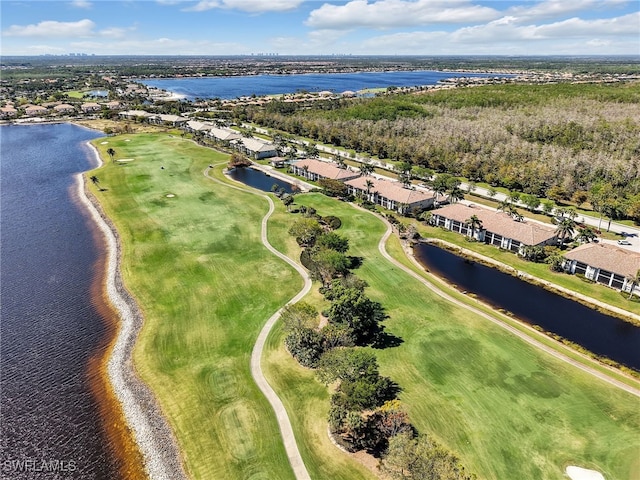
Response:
[325,287,386,344]
[625,269,640,299]
[317,348,379,385]
[282,194,294,211]
[90,175,100,189]
[555,217,576,243]
[318,178,348,197]
[487,187,497,198]
[288,217,323,247]
[316,232,350,253]
[541,199,555,215]
[360,163,374,176]
[304,143,319,158]
[106,147,116,162]
[281,302,318,332]
[448,185,464,203]
[465,215,483,239]
[365,179,374,199]
[521,193,541,212]
[507,191,521,204]
[285,327,324,368]
[311,247,351,286]
[576,226,597,243]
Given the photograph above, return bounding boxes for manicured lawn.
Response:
[89,133,304,479]
[267,193,640,480]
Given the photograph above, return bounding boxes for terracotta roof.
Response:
[434,203,557,245]
[564,243,640,278]
[345,176,433,205]
[294,159,359,181]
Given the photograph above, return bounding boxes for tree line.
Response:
[237,82,640,223]
[281,200,475,479]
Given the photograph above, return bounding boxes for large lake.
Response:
[140,70,508,100]
[0,124,123,479]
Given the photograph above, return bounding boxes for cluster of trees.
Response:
[282,206,474,478]
[238,83,640,223]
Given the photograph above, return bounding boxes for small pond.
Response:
[227,166,295,194]
[413,242,640,371]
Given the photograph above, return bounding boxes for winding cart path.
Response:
[204,165,312,480]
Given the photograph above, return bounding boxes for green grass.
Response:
[265,193,640,480]
[89,133,305,479]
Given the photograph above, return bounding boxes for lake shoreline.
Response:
[78,141,187,480]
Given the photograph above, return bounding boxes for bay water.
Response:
[0,124,123,479]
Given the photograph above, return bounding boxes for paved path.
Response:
[361,207,640,398]
[204,165,312,480]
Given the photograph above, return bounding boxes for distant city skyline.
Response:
[1,0,638,56]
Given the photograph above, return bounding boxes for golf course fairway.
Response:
[89,133,639,480]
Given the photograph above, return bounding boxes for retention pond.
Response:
[413,242,640,372]
[227,166,295,194]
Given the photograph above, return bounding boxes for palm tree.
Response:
[626,269,640,299]
[106,147,116,162]
[576,226,597,243]
[465,215,483,239]
[334,154,346,169]
[360,163,374,176]
[555,217,576,244]
[448,185,464,203]
[90,175,100,190]
[364,179,374,200]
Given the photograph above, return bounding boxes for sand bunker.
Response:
[125,139,130,142]
[100,141,109,144]
[566,466,605,480]
[118,158,134,162]
[166,194,175,198]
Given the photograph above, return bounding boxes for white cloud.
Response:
[3,19,95,37]
[70,0,92,8]
[185,0,303,12]
[306,0,500,30]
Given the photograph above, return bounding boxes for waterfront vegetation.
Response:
[88,133,640,480]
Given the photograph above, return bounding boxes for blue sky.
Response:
[1,0,638,56]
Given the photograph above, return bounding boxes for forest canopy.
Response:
[241,82,640,221]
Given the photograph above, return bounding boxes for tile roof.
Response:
[564,243,640,278]
[345,176,433,205]
[434,203,557,245]
[208,127,241,141]
[293,159,359,181]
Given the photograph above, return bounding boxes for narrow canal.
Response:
[413,242,640,372]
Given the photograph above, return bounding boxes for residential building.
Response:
[563,243,640,296]
[150,114,188,126]
[1,105,18,118]
[344,176,435,214]
[81,102,101,113]
[119,109,155,120]
[290,158,360,182]
[24,105,48,117]
[208,126,241,143]
[431,203,557,252]
[54,104,75,114]
[235,137,278,159]
[185,120,214,133]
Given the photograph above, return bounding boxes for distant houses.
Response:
[431,203,558,252]
[563,243,640,296]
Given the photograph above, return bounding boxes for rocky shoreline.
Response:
[78,142,187,480]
